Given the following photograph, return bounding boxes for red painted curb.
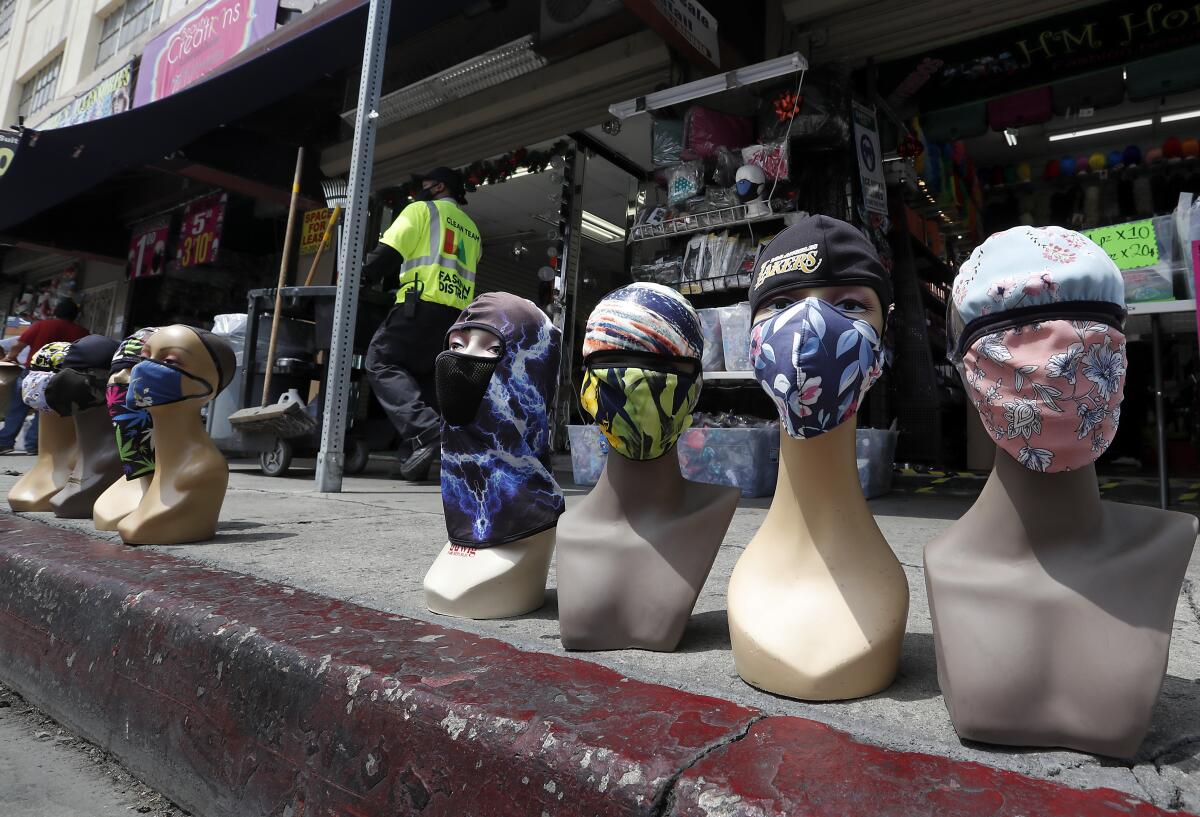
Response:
[0,513,1192,817]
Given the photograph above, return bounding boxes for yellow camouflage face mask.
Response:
[580,366,700,461]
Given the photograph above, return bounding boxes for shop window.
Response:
[0,0,15,41]
[17,55,62,120]
[96,0,162,67]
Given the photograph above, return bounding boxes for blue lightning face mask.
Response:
[125,359,213,409]
[438,293,565,547]
[750,298,883,439]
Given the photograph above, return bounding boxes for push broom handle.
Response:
[262,146,305,408]
[302,205,341,287]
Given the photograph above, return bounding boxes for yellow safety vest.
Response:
[379,199,481,310]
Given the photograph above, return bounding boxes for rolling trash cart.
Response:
[207,286,393,477]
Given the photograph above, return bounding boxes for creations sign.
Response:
[883,0,1200,109]
[41,61,134,129]
[133,0,278,107]
[177,193,228,268]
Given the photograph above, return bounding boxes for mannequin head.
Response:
[447,327,502,358]
[752,284,886,335]
[580,283,703,461]
[45,335,119,417]
[128,325,235,410]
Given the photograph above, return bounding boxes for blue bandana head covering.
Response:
[582,282,703,362]
[438,293,565,547]
[948,226,1125,363]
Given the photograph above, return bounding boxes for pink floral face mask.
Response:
[960,319,1126,473]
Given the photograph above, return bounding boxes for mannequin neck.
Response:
[148,400,213,470]
[762,417,883,557]
[74,405,114,458]
[977,450,1106,550]
[594,444,686,513]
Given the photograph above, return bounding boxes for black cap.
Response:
[748,215,892,315]
[62,334,119,372]
[416,166,466,204]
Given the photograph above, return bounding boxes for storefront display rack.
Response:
[629,202,787,243]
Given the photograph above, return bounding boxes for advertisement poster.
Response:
[852,102,888,216]
[41,61,135,129]
[177,193,228,268]
[133,0,279,107]
[128,216,171,279]
[300,208,332,255]
[0,130,16,179]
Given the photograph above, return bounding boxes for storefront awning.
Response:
[0,0,472,233]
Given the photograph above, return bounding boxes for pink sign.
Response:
[133,0,278,108]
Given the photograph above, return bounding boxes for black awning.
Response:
[0,0,471,232]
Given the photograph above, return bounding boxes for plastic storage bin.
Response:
[856,427,899,499]
[697,308,725,372]
[677,426,778,497]
[717,302,752,372]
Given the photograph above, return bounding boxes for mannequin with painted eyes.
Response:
[926,225,1197,758]
[8,342,79,512]
[118,325,236,545]
[424,293,565,619]
[45,335,122,519]
[728,216,907,700]
[556,283,738,652]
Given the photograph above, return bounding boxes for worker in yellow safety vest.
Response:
[362,166,481,481]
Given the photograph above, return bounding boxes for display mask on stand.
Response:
[948,225,1127,473]
[734,164,766,204]
[437,293,565,547]
[579,283,704,461]
[22,341,73,413]
[108,328,158,480]
[44,335,120,417]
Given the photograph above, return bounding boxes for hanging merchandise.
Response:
[683,106,753,158]
[742,141,790,181]
[438,293,564,548]
[651,118,685,168]
[667,160,705,206]
[1089,153,1107,172]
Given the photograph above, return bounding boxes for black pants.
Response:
[365,301,460,449]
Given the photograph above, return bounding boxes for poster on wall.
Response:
[852,102,888,216]
[40,61,135,129]
[177,193,228,268]
[128,216,171,279]
[132,0,279,108]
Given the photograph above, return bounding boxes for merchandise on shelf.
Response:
[717,302,752,371]
[697,308,726,372]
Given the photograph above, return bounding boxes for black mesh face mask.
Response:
[435,351,498,426]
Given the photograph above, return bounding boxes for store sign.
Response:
[0,130,17,179]
[128,216,171,279]
[652,0,720,67]
[1085,218,1159,270]
[300,208,331,255]
[177,192,228,268]
[852,102,888,216]
[133,0,278,108]
[883,0,1200,109]
[41,61,135,129]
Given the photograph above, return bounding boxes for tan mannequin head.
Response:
[118,325,234,546]
[751,283,887,334]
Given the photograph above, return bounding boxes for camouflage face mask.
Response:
[580,366,700,461]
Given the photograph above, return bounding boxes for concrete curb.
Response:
[0,513,1191,817]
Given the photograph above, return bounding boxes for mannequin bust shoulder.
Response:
[557,447,739,652]
[926,463,1197,757]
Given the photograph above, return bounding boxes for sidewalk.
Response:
[2,453,1199,813]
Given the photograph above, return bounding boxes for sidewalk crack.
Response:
[648,714,766,817]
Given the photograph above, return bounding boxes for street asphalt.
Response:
[2,452,1199,811]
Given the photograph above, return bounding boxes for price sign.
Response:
[1084,219,1158,271]
[300,208,332,255]
[127,216,170,279]
[177,192,228,268]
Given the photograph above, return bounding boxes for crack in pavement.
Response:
[649,714,766,817]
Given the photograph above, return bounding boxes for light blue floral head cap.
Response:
[947,225,1125,363]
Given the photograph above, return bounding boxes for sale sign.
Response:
[300,208,332,255]
[177,192,228,268]
[128,216,171,279]
[133,0,278,108]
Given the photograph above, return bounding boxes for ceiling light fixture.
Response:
[609,53,807,119]
[1160,108,1200,124]
[342,36,547,126]
[1004,128,1018,147]
[1047,118,1153,142]
[580,210,625,244]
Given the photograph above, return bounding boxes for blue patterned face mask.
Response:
[126,359,213,409]
[750,298,883,439]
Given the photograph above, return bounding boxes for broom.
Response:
[227,147,318,439]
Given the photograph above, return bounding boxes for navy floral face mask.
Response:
[750,298,883,439]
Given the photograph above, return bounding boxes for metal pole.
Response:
[1152,314,1169,509]
[550,143,585,450]
[315,0,391,493]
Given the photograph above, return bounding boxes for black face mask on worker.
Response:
[435,351,498,426]
[417,184,440,202]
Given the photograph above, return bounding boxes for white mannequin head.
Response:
[447,327,501,358]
